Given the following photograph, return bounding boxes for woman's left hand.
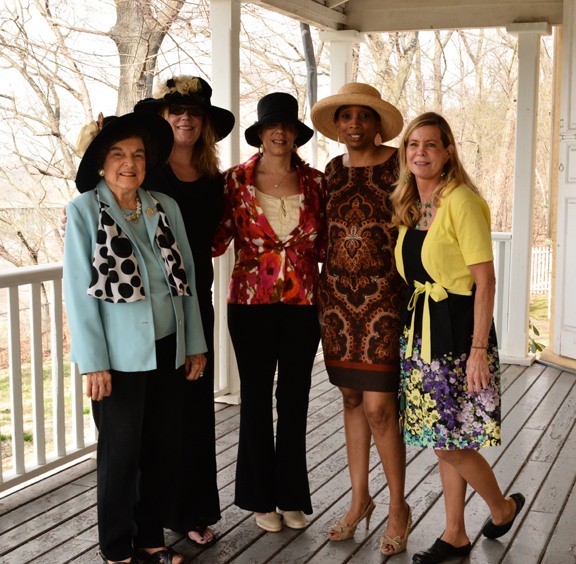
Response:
[466,347,490,395]
[185,353,207,380]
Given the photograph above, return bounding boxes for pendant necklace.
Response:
[263,163,290,189]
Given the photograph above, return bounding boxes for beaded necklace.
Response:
[416,200,433,230]
[121,195,142,224]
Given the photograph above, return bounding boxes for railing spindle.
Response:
[29,282,46,466]
[8,286,25,475]
[51,279,66,458]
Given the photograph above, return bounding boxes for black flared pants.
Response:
[228,303,320,515]
[91,334,185,562]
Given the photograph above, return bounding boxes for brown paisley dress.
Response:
[318,152,407,392]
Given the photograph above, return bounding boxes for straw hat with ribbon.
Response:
[311,83,403,143]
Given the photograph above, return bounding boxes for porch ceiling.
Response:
[243,0,563,31]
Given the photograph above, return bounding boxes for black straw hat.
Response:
[134,76,235,141]
[245,92,313,148]
[75,112,174,194]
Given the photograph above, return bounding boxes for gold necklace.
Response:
[263,163,291,189]
[121,195,142,224]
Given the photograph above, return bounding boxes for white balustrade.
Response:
[0,235,519,491]
[0,263,96,493]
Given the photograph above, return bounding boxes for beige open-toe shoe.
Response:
[255,511,282,532]
[329,497,376,541]
[380,504,412,555]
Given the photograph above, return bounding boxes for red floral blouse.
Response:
[212,153,327,305]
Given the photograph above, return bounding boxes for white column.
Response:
[211,0,241,403]
[318,30,364,158]
[502,22,551,365]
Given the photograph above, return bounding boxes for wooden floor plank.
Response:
[0,505,97,564]
[0,458,96,515]
[0,489,96,557]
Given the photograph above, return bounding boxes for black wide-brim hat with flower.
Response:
[75,112,174,194]
[245,92,313,148]
[134,76,235,141]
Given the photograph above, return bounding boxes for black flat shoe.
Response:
[482,492,525,539]
[412,538,472,564]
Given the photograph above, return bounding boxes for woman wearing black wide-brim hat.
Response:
[212,92,326,533]
[134,75,235,548]
[64,112,207,564]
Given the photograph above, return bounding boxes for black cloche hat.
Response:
[244,92,314,148]
[134,76,235,141]
[75,112,174,194]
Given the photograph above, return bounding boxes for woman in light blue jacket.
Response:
[64,112,206,564]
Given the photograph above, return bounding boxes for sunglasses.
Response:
[168,106,205,117]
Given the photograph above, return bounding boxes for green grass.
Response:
[529,295,550,354]
[0,353,93,473]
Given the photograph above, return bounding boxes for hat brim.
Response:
[245,113,314,148]
[134,95,235,141]
[311,94,403,143]
[75,112,174,194]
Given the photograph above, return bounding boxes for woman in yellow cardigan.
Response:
[390,113,524,564]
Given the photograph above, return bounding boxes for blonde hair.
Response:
[390,112,480,228]
[160,105,221,179]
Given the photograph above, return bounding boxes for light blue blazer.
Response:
[63,180,207,375]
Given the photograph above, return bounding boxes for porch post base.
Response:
[215,392,241,405]
[499,353,536,366]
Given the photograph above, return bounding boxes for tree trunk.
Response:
[110,0,185,115]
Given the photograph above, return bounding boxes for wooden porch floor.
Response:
[1,356,576,564]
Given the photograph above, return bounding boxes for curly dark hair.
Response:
[95,125,158,172]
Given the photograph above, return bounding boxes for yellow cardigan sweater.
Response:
[394,182,494,292]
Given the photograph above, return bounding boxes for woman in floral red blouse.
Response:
[212,93,326,533]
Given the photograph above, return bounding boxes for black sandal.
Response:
[136,547,182,564]
[97,551,138,564]
[185,525,217,548]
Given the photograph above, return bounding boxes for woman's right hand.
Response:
[85,370,112,401]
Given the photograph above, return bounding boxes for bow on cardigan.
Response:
[405,280,472,364]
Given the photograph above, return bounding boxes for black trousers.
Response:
[228,303,320,514]
[165,303,221,533]
[91,334,185,562]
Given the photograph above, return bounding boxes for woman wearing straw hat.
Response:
[311,83,410,555]
[64,112,207,564]
[133,76,235,548]
[213,92,326,533]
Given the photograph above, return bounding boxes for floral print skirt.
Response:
[399,328,501,450]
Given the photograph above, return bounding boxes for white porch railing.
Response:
[0,233,518,492]
[0,263,97,493]
[0,261,234,493]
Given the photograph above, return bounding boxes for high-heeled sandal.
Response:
[329,497,376,541]
[380,504,412,555]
